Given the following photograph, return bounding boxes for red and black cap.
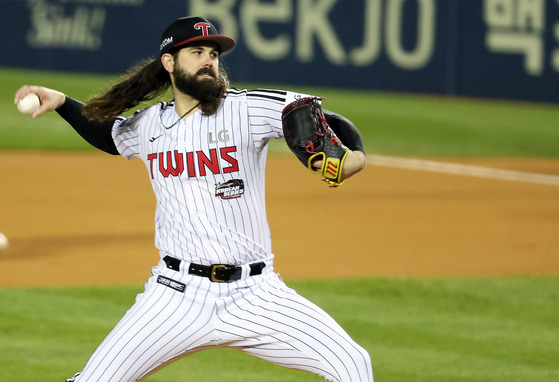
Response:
[159,16,236,57]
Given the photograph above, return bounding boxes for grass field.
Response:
[1,278,558,382]
[2,67,559,157]
[1,67,559,381]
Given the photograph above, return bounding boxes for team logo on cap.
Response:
[194,22,211,36]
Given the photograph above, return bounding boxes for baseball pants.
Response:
[70,263,373,382]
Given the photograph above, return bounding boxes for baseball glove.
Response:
[282,97,349,187]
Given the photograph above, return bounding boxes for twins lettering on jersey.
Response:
[147,147,239,179]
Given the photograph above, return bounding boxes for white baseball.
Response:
[17,93,41,114]
[0,232,8,251]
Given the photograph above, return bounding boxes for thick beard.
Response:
[173,65,227,114]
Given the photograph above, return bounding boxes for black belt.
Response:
[163,256,266,283]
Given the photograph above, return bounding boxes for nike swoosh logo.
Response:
[150,134,164,142]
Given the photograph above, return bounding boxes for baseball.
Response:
[17,93,41,114]
[0,232,8,251]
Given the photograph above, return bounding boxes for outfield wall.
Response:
[1,0,558,103]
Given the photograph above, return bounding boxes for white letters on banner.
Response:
[239,0,292,60]
[25,0,144,50]
[26,0,107,50]
[25,0,437,70]
[484,0,545,76]
[385,0,435,69]
[22,0,559,76]
[191,0,436,70]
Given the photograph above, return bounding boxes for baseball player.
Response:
[14,16,371,382]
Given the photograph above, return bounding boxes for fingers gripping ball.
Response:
[282,97,349,187]
[17,93,41,114]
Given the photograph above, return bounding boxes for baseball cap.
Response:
[159,16,236,56]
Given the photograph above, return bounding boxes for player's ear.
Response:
[161,53,174,74]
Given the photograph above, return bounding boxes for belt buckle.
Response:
[210,264,228,282]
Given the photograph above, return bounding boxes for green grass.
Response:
[1,277,558,381]
[2,67,559,157]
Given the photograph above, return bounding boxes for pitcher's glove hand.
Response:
[282,97,349,187]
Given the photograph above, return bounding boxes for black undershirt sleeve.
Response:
[323,109,365,154]
[55,96,119,155]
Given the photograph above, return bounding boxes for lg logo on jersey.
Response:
[208,129,229,144]
[147,146,239,179]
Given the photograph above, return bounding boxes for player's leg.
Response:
[215,273,373,382]
[68,273,216,382]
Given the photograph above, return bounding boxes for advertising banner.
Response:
[1,0,558,103]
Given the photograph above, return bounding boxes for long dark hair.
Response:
[82,58,171,121]
[82,53,230,121]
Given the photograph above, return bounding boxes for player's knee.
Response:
[344,344,374,382]
[321,344,373,382]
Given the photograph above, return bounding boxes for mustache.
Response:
[196,67,216,78]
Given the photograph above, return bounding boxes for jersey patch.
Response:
[157,275,186,293]
[215,179,245,200]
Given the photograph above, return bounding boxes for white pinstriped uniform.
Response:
[71,89,373,382]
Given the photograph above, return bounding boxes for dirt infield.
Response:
[1,151,558,288]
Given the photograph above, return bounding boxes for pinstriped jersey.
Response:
[112,88,314,266]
